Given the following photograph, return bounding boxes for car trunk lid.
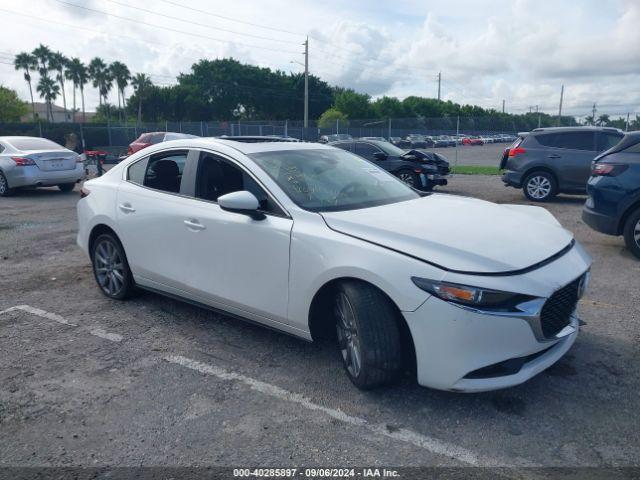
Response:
[24,150,78,171]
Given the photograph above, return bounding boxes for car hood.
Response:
[320,194,573,274]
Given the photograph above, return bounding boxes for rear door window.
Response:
[355,142,382,161]
[596,132,624,152]
[127,150,188,194]
[536,132,595,151]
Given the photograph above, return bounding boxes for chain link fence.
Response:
[1,113,637,162]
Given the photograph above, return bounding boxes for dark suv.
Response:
[582,132,640,259]
[501,127,624,201]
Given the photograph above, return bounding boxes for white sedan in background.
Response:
[77,138,591,392]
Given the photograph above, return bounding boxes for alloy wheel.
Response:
[335,292,362,378]
[635,219,640,248]
[526,175,551,200]
[0,174,7,194]
[398,172,415,186]
[94,239,125,296]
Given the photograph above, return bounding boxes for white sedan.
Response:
[77,138,591,392]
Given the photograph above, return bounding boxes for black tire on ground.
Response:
[58,183,76,192]
[0,171,14,197]
[623,208,640,260]
[334,280,403,389]
[91,233,135,300]
[523,171,558,202]
[396,169,419,188]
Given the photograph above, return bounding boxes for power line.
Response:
[52,0,301,55]
[157,0,304,37]
[103,0,299,46]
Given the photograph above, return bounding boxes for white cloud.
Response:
[0,0,638,117]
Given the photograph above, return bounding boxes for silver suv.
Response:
[500,127,623,201]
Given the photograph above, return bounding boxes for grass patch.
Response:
[450,165,501,175]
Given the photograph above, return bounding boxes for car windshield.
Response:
[377,142,408,156]
[8,138,65,151]
[250,148,419,212]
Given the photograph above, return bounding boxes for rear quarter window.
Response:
[596,132,624,152]
[623,142,640,153]
[535,132,594,151]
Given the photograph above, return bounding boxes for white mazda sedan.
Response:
[77,138,591,392]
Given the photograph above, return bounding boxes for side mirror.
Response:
[218,191,266,220]
[373,152,388,160]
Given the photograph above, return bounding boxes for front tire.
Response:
[397,169,419,188]
[623,208,640,260]
[523,171,558,202]
[334,281,402,389]
[58,183,76,192]
[0,172,14,197]
[91,233,134,300]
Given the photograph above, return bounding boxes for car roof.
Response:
[530,126,623,134]
[147,137,334,155]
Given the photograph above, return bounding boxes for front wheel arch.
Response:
[308,277,416,375]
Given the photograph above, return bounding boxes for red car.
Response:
[462,136,484,146]
[127,132,198,155]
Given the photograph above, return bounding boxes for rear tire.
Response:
[623,208,640,260]
[334,280,402,389]
[523,171,558,202]
[58,183,76,192]
[0,172,14,197]
[91,233,135,300]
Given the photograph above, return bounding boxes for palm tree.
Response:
[36,76,60,122]
[88,57,107,107]
[65,58,88,122]
[110,61,130,122]
[32,44,52,75]
[14,52,38,121]
[49,51,69,120]
[131,73,152,125]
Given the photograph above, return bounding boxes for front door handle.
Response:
[184,219,206,231]
[548,154,561,159]
[119,203,135,213]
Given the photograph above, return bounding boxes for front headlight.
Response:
[411,277,535,311]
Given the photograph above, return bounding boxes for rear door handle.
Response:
[184,219,206,231]
[548,154,561,159]
[119,203,135,213]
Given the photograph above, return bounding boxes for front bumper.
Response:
[419,173,448,188]
[7,164,85,188]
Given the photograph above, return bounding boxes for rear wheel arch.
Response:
[88,224,121,255]
[619,200,640,235]
[308,277,416,374]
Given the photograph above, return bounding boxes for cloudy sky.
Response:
[0,0,638,118]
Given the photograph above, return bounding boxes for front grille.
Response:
[540,276,581,338]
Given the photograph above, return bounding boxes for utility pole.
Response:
[502,99,505,114]
[557,85,564,127]
[626,112,630,132]
[303,37,309,133]
[437,72,441,101]
[591,103,597,125]
[536,105,541,128]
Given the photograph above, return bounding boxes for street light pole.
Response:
[304,37,309,132]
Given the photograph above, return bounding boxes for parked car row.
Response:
[501,126,640,259]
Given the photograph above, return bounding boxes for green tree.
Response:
[110,61,131,122]
[130,73,153,124]
[13,52,38,121]
[318,108,348,128]
[0,85,28,121]
[333,89,371,118]
[32,44,52,74]
[36,75,60,121]
[49,51,69,118]
[65,58,88,122]
[371,96,407,118]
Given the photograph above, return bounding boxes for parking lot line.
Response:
[89,328,123,342]
[164,354,537,469]
[0,304,77,326]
